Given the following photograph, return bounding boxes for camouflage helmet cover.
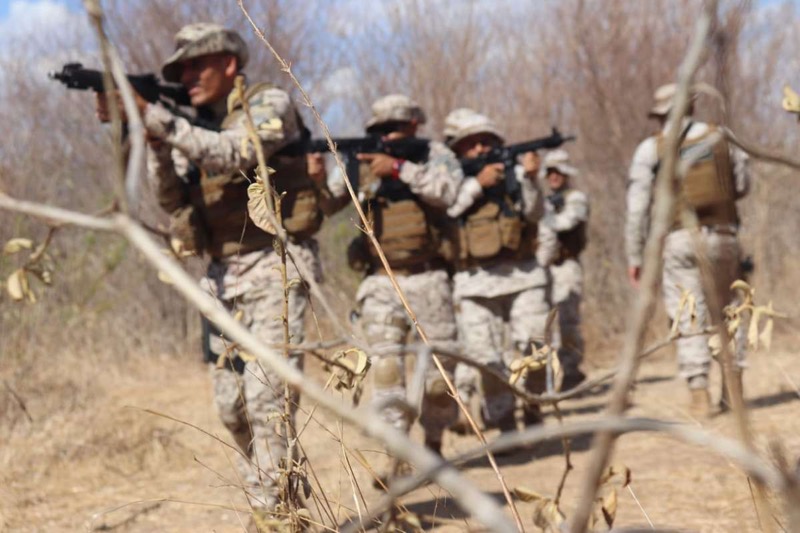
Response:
[442,107,504,148]
[162,23,249,82]
[540,149,578,178]
[365,94,426,131]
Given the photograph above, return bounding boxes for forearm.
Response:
[143,103,290,175]
[446,177,483,218]
[147,144,186,213]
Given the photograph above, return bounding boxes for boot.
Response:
[689,388,712,420]
[424,436,443,456]
[719,371,744,413]
[561,368,587,391]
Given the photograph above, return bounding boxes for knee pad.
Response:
[373,357,403,390]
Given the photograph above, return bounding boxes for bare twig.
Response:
[236,2,522,527]
[2,379,34,423]
[569,5,716,531]
[116,212,515,531]
[350,416,788,532]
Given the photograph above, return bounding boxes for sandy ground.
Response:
[1,344,799,532]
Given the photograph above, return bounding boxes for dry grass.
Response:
[2,337,798,532]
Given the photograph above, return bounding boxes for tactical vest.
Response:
[177,83,322,259]
[657,125,738,230]
[351,162,449,274]
[552,189,587,263]
[456,191,537,270]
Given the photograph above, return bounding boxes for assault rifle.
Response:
[49,62,219,130]
[280,136,431,195]
[460,128,575,200]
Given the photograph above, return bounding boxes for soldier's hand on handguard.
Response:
[628,266,641,288]
[307,153,327,186]
[357,152,397,178]
[93,89,150,124]
[521,151,540,178]
[476,162,504,188]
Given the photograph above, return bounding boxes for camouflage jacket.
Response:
[144,83,305,215]
[625,119,750,268]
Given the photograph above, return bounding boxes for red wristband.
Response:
[391,159,405,180]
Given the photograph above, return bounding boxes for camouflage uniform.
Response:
[327,95,462,449]
[444,109,558,428]
[145,23,320,512]
[626,84,750,402]
[540,150,589,384]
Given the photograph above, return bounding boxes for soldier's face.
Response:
[453,133,501,159]
[178,53,238,107]
[370,120,417,141]
[547,168,567,191]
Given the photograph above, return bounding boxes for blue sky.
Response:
[0,0,80,18]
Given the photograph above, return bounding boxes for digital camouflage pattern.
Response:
[364,93,427,131]
[357,269,459,442]
[444,108,556,425]
[144,62,317,512]
[626,119,750,388]
[161,23,249,82]
[146,84,303,215]
[543,186,589,376]
[202,243,320,511]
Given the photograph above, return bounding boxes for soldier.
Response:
[318,95,462,470]
[540,149,589,390]
[97,23,323,528]
[444,108,557,433]
[626,83,750,418]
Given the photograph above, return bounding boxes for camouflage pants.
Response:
[663,228,745,388]
[356,269,458,443]
[551,258,584,376]
[454,284,550,425]
[202,243,320,511]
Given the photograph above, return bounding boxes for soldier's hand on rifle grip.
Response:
[521,151,540,178]
[357,152,396,178]
[95,91,123,123]
[93,89,150,124]
[476,162,504,188]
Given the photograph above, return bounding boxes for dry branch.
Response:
[235,2,523,527]
[569,5,716,531]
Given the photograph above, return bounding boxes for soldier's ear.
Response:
[224,54,239,77]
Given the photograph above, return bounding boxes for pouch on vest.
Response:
[369,199,434,266]
[281,188,322,238]
[461,202,505,260]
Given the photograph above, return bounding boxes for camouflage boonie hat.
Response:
[443,108,504,148]
[365,94,426,131]
[162,23,249,82]
[541,149,578,178]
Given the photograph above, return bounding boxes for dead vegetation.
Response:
[2,0,800,531]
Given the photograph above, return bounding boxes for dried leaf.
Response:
[532,499,565,531]
[513,486,546,502]
[601,488,618,527]
[247,181,277,234]
[3,238,33,255]
[157,271,173,285]
[600,463,631,487]
[398,511,422,530]
[783,84,800,114]
[6,269,26,301]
